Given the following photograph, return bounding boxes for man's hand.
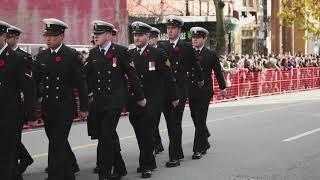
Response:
[89,96,94,103]
[171,99,179,108]
[137,98,147,107]
[79,111,89,120]
[197,80,204,87]
[88,93,94,103]
[220,89,227,98]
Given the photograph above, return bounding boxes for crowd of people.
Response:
[219,53,320,73]
[217,53,320,97]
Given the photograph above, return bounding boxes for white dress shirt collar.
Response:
[13,45,19,51]
[0,43,8,56]
[170,38,179,48]
[137,43,148,55]
[194,45,204,52]
[99,41,112,55]
[50,43,63,54]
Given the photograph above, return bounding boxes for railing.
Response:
[24,67,320,129]
[213,67,320,102]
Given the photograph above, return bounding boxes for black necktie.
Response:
[196,49,201,55]
[51,51,57,56]
[100,49,105,55]
[170,43,174,48]
[136,49,141,55]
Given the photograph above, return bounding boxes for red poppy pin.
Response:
[174,47,180,53]
[142,51,148,57]
[55,56,62,62]
[105,53,113,59]
[197,55,204,61]
[0,59,5,68]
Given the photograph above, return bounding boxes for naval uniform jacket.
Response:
[34,44,89,122]
[0,46,36,140]
[15,47,35,122]
[188,47,226,99]
[158,39,203,93]
[127,45,178,115]
[85,43,145,138]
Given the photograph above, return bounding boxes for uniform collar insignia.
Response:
[25,72,33,78]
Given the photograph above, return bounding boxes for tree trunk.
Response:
[214,0,226,54]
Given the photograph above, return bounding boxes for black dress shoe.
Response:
[137,167,142,173]
[178,154,184,160]
[111,170,127,180]
[141,170,152,178]
[73,164,80,173]
[201,144,211,155]
[120,170,128,176]
[110,173,121,180]
[154,144,164,154]
[94,166,100,174]
[165,159,180,168]
[154,149,160,155]
[98,174,111,180]
[45,165,80,174]
[201,150,207,155]
[18,158,34,174]
[137,167,156,173]
[14,173,24,180]
[192,152,202,160]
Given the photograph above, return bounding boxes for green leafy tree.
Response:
[278,0,320,37]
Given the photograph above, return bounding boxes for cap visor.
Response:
[43,31,62,36]
[93,30,106,35]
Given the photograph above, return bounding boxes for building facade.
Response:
[1,0,128,45]
[128,0,235,51]
[233,0,265,55]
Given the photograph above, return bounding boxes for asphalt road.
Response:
[22,90,320,180]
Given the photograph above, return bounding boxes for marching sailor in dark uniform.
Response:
[128,21,179,178]
[148,27,160,48]
[110,27,128,179]
[6,25,35,176]
[148,26,165,154]
[157,15,204,167]
[0,20,36,180]
[34,18,89,180]
[188,27,226,159]
[86,20,144,180]
[112,28,118,37]
[90,24,127,179]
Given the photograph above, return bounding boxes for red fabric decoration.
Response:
[0,59,5,68]
[174,47,180,53]
[142,51,148,57]
[105,53,113,59]
[197,55,204,61]
[55,56,62,62]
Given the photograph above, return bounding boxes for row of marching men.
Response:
[0,15,227,180]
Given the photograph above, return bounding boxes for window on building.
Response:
[243,0,254,7]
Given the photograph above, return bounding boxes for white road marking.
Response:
[283,128,320,142]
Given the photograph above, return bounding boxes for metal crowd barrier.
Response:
[24,67,320,129]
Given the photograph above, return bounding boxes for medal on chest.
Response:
[112,57,117,67]
[149,61,156,71]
